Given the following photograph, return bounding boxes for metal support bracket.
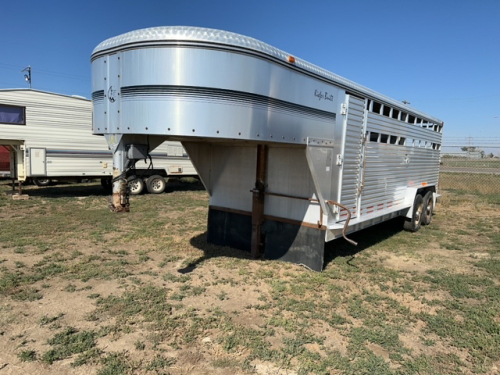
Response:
[251,144,268,258]
[341,103,347,115]
[336,154,343,166]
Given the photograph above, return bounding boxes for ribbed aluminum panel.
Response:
[367,113,442,144]
[340,96,366,218]
[360,145,440,216]
[92,26,442,124]
[349,109,442,218]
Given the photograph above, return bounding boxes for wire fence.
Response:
[440,137,500,195]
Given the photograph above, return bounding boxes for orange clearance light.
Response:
[422,182,428,187]
[288,56,296,63]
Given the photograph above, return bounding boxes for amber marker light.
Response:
[288,56,296,63]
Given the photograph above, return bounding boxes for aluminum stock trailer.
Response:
[0,89,196,194]
[92,26,443,270]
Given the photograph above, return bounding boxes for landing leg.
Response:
[110,140,129,212]
[251,145,268,258]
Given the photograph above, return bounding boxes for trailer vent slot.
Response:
[368,132,378,142]
[372,101,382,114]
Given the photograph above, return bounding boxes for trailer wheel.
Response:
[128,178,145,195]
[146,175,166,194]
[33,178,51,187]
[404,194,424,232]
[422,191,434,225]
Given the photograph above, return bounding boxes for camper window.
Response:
[0,104,26,125]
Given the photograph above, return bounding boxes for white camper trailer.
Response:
[92,27,443,270]
[0,89,196,194]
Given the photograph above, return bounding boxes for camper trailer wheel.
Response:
[33,178,51,187]
[404,194,424,232]
[422,191,434,225]
[128,178,145,195]
[146,175,166,194]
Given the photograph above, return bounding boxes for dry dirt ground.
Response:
[0,180,499,374]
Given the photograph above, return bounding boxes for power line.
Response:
[0,62,90,82]
[417,94,500,102]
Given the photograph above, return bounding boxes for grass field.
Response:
[0,178,499,374]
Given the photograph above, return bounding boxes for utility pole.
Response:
[21,66,31,88]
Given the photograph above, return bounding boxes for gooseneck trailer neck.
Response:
[91,26,443,270]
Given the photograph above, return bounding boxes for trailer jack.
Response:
[110,174,129,212]
[108,135,130,213]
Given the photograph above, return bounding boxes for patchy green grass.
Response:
[0,179,499,374]
[41,327,97,364]
[18,349,37,362]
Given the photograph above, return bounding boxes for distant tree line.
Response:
[459,147,496,158]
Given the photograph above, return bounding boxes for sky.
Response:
[0,0,499,147]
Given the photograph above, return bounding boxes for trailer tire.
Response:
[404,194,424,232]
[33,178,51,187]
[422,191,434,226]
[146,175,166,194]
[128,178,145,195]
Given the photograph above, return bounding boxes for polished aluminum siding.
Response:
[91,46,340,145]
[92,26,441,125]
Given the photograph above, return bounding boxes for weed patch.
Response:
[42,327,97,364]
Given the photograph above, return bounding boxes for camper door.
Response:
[30,147,47,176]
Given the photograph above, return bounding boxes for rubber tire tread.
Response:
[404,194,424,232]
[422,191,434,226]
[34,178,51,187]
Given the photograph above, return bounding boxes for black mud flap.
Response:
[262,220,325,271]
[207,207,325,271]
[207,208,252,251]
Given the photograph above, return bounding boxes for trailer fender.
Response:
[403,187,421,219]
